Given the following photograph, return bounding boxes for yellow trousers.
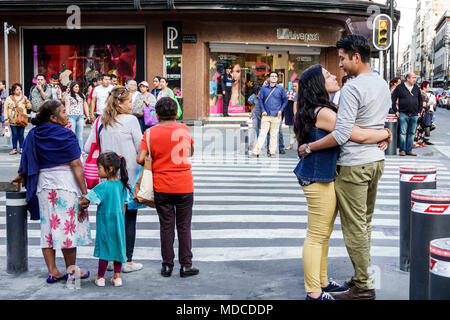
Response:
[302,181,338,293]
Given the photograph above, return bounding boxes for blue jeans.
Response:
[10,125,25,150]
[398,112,418,153]
[69,115,85,150]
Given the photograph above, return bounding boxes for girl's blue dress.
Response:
[85,180,128,263]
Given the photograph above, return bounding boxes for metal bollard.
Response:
[6,191,28,274]
[240,124,249,155]
[399,166,437,272]
[384,114,398,155]
[409,189,450,300]
[429,238,450,300]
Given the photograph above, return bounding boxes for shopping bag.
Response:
[132,128,155,208]
[83,117,103,189]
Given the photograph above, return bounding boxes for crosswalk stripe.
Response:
[0,246,399,260]
[0,228,398,240]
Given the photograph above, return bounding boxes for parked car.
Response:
[440,90,450,109]
[430,88,444,108]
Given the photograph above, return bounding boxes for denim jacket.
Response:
[294,127,339,184]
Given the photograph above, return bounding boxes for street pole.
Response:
[4,22,10,94]
[389,0,395,80]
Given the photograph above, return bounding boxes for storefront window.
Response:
[164,55,182,97]
[209,51,320,115]
[33,44,137,93]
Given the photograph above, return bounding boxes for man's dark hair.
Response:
[102,73,111,80]
[336,34,371,63]
[50,74,58,80]
[155,97,177,121]
[269,71,278,77]
[35,73,46,80]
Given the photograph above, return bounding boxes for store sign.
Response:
[277,28,320,42]
[164,21,182,54]
[182,34,197,44]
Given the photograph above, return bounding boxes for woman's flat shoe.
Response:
[9,150,17,155]
[67,270,90,281]
[46,274,68,283]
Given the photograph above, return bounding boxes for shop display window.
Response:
[209,51,320,115]
[164,55,182,97]
[33,44,137,93]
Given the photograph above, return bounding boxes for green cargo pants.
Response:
[335,160,385,290]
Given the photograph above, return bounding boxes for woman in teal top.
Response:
[79,152,130,287]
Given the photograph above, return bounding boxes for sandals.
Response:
[9,149,17,155]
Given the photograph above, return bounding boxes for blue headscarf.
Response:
[19,122,81,220]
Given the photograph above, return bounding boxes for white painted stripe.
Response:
[0,212,399,226]
[191,166,449,172]
[192,182,400,188]
[0,245,400,260]
[191,171,450,178]
[0,228,398,240]
[5,198,27,206]
[191,176,403,184]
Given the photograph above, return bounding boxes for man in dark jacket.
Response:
[391,72,422,156]
[221,65,234,117]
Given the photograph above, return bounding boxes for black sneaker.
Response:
[161,265,173,277]
[344,278,355,288]
[322,280,349,293]
[305,292,335,300]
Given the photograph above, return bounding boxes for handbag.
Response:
[143,105,159,126]
[12,96,28,127]
[132,128,155,208]
[422,111,432,128]
[83,117,103,189]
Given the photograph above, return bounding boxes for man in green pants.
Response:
[298,34,392,300]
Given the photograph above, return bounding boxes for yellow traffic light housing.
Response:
[373,14,392,51]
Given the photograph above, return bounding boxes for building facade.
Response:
[0,0,398,120]
[433,11,450,87]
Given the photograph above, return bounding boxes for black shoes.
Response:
[180,266,199,278]
[161,265,174,277]
[279,149,286,154]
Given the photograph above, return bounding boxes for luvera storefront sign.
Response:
[164,21,182,54]
[277,28,320,42]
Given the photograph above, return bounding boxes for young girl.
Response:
[79,152,130,287]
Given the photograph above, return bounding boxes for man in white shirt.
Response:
[91,73,114,119]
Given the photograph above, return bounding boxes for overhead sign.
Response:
[372,14,392,50]
[277,28,320,42]
[164,21,182,54]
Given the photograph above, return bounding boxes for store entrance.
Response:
[209,50,320,116]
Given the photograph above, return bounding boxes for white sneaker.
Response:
[122,262,143,273]
[107,261,114,271]
[111,276,123,287]
[95,277,105,287]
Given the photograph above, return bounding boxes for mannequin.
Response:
[59,63,72,87]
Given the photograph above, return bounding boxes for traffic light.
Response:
[378,19,388,46]
[373,14,392,50]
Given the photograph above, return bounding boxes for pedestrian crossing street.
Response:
[1,155,449,262]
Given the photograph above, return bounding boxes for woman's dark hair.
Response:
[389,77,401,89]
[31,100,63,126]
[294,64,337,146]
[69,81,86,101]
[97,152,130,191]
[155,97,177,121]
[153,76,161,82]
[336,34,371,63]
[420,80,430,90]
[11,83,23,94]
[0,80,6,87]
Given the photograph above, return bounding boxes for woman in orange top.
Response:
[136,97,198,278]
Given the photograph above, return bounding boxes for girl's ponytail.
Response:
[119,156,130,191]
